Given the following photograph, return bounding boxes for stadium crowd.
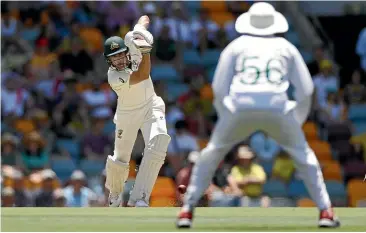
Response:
[1,1,366,208]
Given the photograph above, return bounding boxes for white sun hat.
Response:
[235,2,288,36]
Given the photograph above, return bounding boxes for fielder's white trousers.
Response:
[184,108,331,210]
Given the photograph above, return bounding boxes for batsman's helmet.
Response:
[103,36,130,71]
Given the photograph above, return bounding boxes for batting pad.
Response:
[128,134,171,206]
[105,155,130,194]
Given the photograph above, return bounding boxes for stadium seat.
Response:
[321,161,343,181]
[356,199,366,207]
[14,119,35,134]
[183,49,202,66]
[151,176,176,199]
[198,138,208,150]
[302,122,318,140]
[103,119,115,135]
[80,160,105,176]
[51,158,77,182]
[209,12,234,27]
[325,181,347,199]
[151,64,180,82]
[327,123,352,144]
[308,140,332,162]
[207,66,216,83]
[288,179,310,198]
[350,133,366,161]
[285,31,301,48]
[129,160,137,178]
[201,1,227,12]
[299,49,313,64]
[150,197,176,207]
[347,179,366,207]
[185,1,201,12]
[167,83,190,101]
[56,139,80,162]
[348,104,366,121]
[297,198,316,207]
[260,161,273,177]
[352,121,366,135]
[269,197,295,207]
[331,140,354,164]
[201,49,222,68]
[263,180,288,197]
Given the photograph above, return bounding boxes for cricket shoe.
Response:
[318,208,340,228]
[108,192,122,207]
[135,200,149,207]
[176,206,194,229]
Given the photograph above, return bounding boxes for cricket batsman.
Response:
[103,15,171,207]
[176,3,340,228]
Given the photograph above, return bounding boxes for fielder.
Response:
[176,3,340,228]
[103,15,171,207]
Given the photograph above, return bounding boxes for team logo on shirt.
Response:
[119,77,126,83]
[110,42,119,50]
[117,129,123,139]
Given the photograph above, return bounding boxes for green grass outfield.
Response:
[2,208,365,232]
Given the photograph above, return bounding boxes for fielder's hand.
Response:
[132,15,153,54]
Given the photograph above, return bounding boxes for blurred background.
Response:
[1,1,366,208]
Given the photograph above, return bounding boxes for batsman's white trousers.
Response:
[185,107,331,210]
[113,95,168,163]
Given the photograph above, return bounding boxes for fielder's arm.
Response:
[289,44,314,125]
[212,45,236,113]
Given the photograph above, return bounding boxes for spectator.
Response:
[356,27,366,72]
[208,161,241,207]
[319,92,347,124]
[1,187,15,207]
[30,38,57,74]
[1,76,34,118]
[34,61,65,106]
[63,170,97,207]
[30,109,55,147]
[142,2,162,38]
[52,188,66,207]
[21,131,50,172]
[97,1,140,32]
[2,38,33,73]
[1,11,18,38]
[66,102,90,139]
[13,169,32,207]
[313,60,339,108]
[344,69,366,105]
[162,2,191,44]
[81,78,116,115]
[249,132,281,162]
[185,102,209,137]
[34,169,57,207]
[1,133,21,167]
[154,25,177,63]
[81,113,111,160]
[178,76,205,116]
[58,37,94,75]
[190,8,219,50]
[19,18,41,46]
[165,101,185,129]
[167,120,199,174]
[227,146,268,207]
[271,151,296,183]
[307,46,327,76]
